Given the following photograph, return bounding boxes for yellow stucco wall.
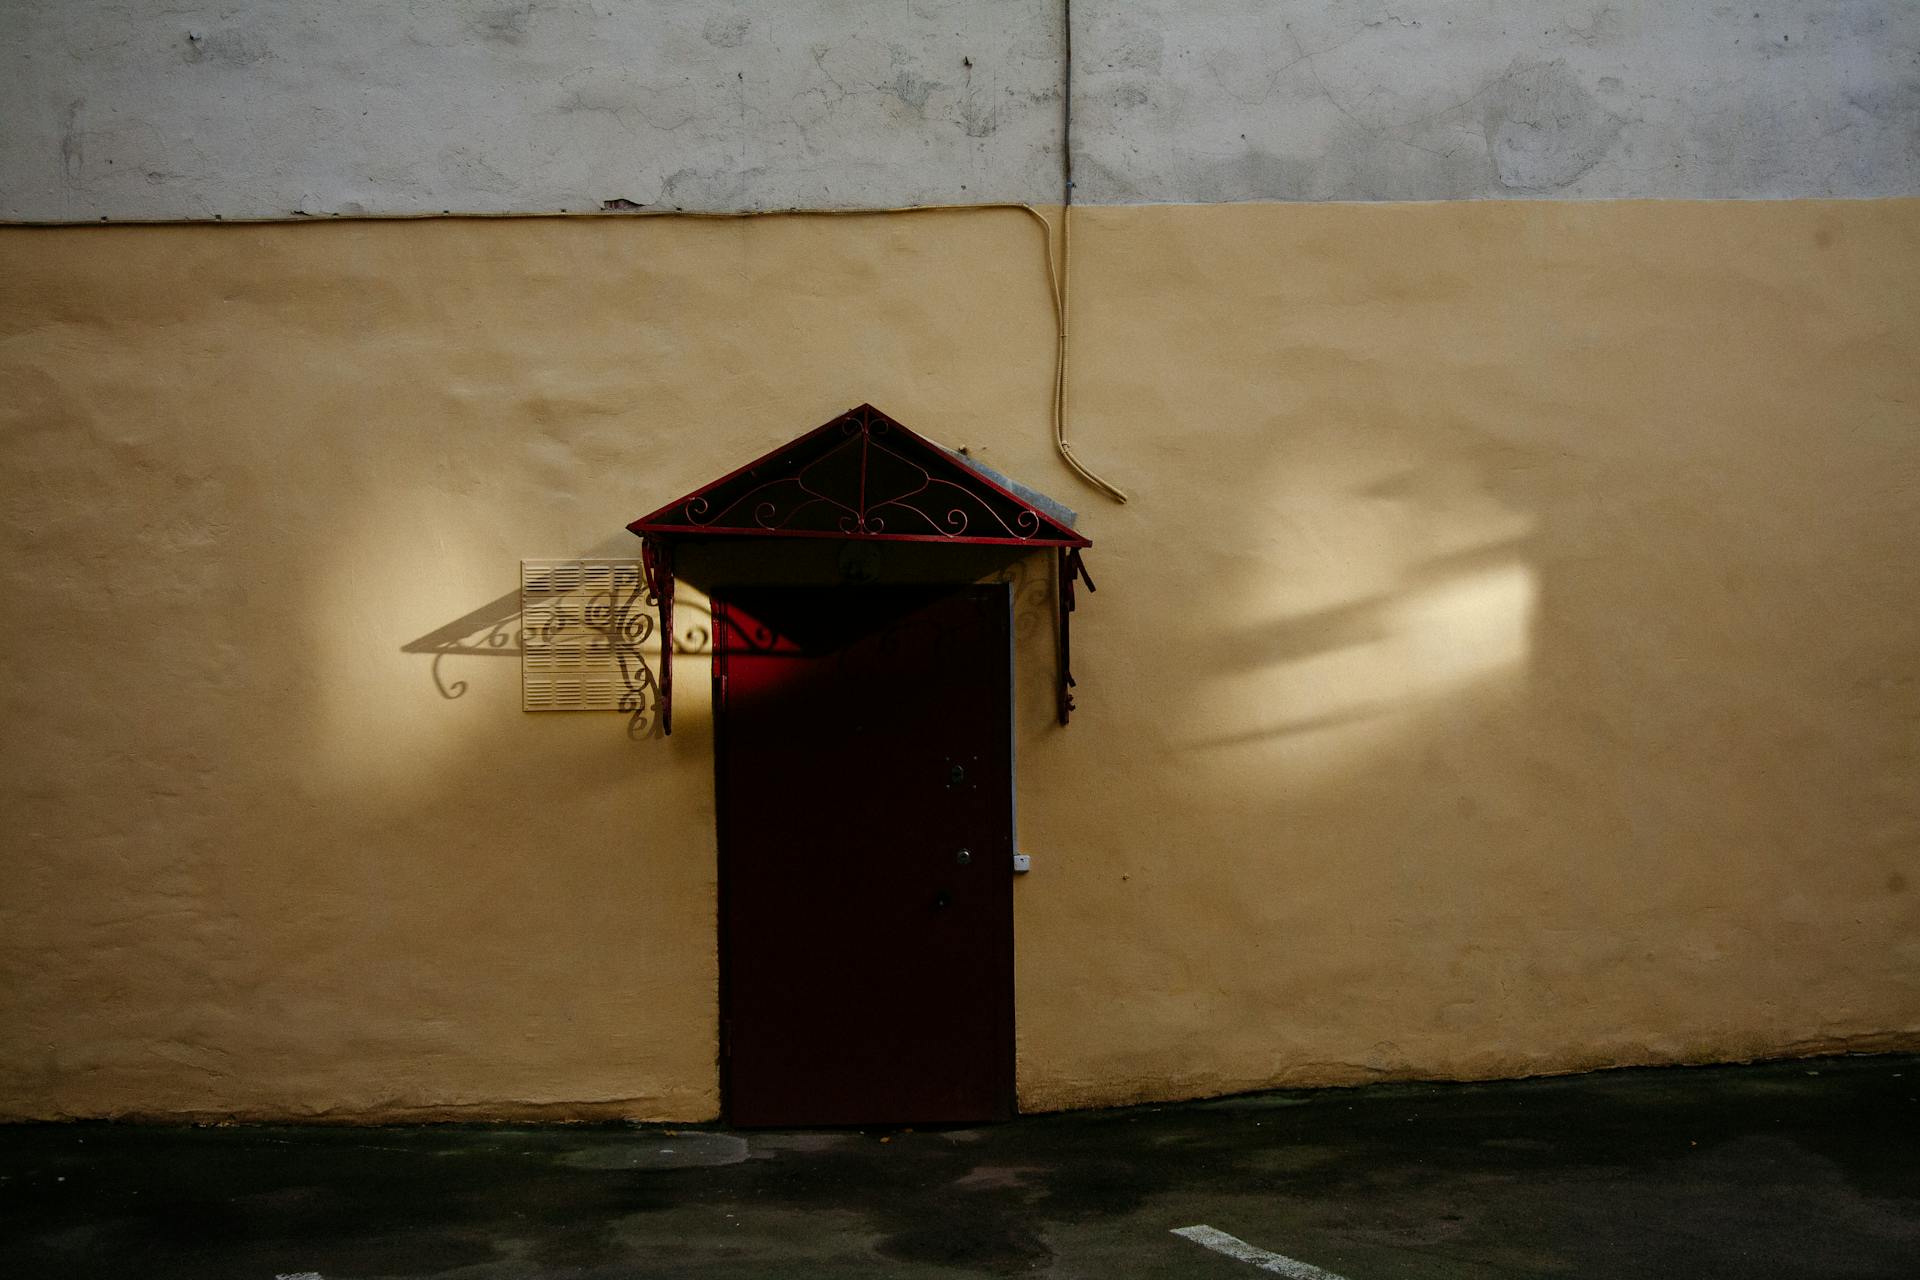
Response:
[2,200,1916,1121]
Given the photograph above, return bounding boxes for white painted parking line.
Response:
[1171,1225,1352,1279]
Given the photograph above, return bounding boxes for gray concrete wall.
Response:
[1075,0,1920,203]
[3,1,1916,221]
[1,0,1065,221]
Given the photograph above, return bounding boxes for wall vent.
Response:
[520,559,648,712]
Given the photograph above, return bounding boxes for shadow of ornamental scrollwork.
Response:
[988,553,1057,644]
[401,566,714,741]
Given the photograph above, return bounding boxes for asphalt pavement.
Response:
[2,1053,1915,1278]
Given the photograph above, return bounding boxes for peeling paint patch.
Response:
[471,5,535,46]
[1483,60,1623,191]
[879,70,939,114]
[702,15,750,48]
[57,99,84,187]
[179,25,276,68]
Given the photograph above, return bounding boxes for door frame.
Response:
[708,581,1018,1126]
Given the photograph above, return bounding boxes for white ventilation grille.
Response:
[521,559,649,712]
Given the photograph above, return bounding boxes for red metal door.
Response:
[713,584,1015,1126]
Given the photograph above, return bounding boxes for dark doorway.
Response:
[712,583,1015,1127]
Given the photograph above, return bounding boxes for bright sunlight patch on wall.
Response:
[1181,435,1542,789]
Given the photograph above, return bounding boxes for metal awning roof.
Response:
[626,404,1095,734]
[628,403,1090,548]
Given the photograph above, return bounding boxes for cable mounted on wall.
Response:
[1051,0,1131,505]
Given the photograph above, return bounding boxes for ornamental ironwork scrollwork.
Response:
[678,407,1048,543]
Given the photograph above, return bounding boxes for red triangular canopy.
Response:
[624,403,1095,735]
[627,404,1090,548]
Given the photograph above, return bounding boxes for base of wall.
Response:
[10,1033,1916,1126]
[1017,1029,1920,1117]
